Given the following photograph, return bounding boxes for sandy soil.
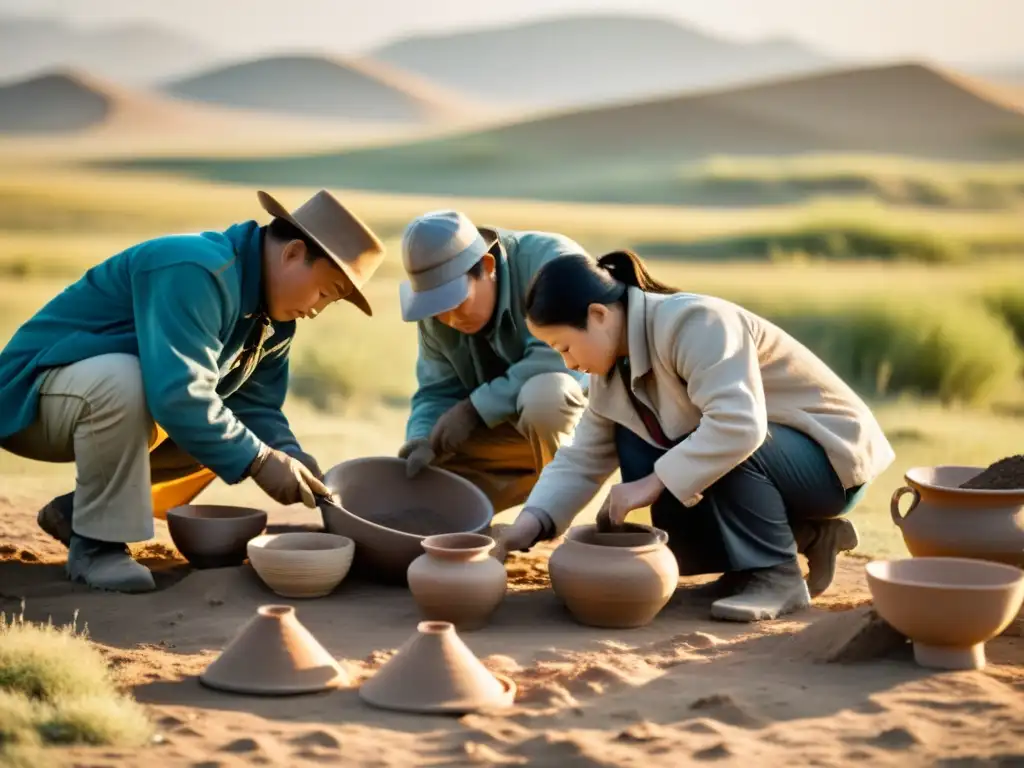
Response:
[2,489,1023,768]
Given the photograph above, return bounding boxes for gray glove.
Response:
[398,438,435,479]
[249,445,330,507]
[289,449,323,480]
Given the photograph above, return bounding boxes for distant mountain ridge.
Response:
[0,16,220,85]
[369,13,835,108]
[162,54,480,124]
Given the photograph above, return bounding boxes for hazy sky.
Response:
[1,0,1020,65]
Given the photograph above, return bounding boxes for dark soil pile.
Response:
[959,455,1024,490]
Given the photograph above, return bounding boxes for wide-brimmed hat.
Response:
[258,189,385,316]
[398,210,497,322]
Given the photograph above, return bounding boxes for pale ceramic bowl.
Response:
[866,556,1024,670]
[247,532,355,598]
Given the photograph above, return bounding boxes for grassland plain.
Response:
[0,164,1021,561]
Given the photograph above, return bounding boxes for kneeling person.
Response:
[0,190,385,593]
[397,210,589,512]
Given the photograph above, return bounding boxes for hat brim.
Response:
[399,275,470,322]
[257,190,373,317]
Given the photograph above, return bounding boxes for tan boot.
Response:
[798,518,860,597]
[710,560,810,622]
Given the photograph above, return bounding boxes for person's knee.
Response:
[75,354,152,435]
[516,373,586,436]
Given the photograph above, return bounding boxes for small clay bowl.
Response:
[867,556,1024,670]
[247,532,355,598]
[166,504,267,569]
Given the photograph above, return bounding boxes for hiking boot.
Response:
[687,570,752,599]
[37,492,74,547]
[796,518,860,598]
[66,534,155,593]
[709,559,811,622]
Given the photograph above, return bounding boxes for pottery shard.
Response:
[959,455,1024,490]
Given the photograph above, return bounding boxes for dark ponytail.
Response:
[526,249,679,330]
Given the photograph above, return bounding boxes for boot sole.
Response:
[710,583,812,622]
[806,519,860,598]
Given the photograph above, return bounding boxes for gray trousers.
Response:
[617,423,867,574]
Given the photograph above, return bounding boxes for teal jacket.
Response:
[406,228,589,441]
[0,220,301,483]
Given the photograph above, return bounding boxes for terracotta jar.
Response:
[548,523,679,629]
[407,533,507,631]
[891,466,1024,567]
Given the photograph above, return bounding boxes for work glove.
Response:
[249,445,330,508]
[289,449,324,480]
[428,398,482,456]
[398,438,435,479]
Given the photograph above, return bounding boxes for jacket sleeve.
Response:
[132,264,264,483]
[222,334,302,457]
[469,233,588,427]
[405,327,470,442]
[652,299,768,505]
[520,405,619,536]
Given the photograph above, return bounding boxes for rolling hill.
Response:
[121,62,1024,205]
[370,13,833,109]
[0,16,219,85]
[162,54,480,124]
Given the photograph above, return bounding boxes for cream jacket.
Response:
[525,287,896,535]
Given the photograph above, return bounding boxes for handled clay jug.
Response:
[891,466,1024,567]
[548,523,679,628]
[407,533,507,631]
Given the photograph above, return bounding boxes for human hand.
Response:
[490,510,545,562]
[596,473,666,531]
[428,398,482,456]
[398,438,435,478]
[249,445,331,508]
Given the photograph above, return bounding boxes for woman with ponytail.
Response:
[493,250,894,622]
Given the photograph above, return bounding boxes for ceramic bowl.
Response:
[166,504,268,569]
[866,556,1024,670]
[320,457,493,584]
[247,532,355,598]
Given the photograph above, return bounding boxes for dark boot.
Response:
[686,570,753,599]
[709,559,811,622]
[37,492,74,547]
[794,518,860,597]
[66,534,155,593]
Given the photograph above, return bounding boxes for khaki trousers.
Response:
[1,353,216,543]
[436,372,587,513]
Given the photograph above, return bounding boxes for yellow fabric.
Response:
[149,423,217,520]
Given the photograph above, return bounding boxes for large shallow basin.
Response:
[321,457,493,584]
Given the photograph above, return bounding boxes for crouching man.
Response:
[0,190,385,593]
[396,210,590,512]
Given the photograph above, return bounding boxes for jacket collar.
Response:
[223,220,266,320]
[624,286,653,385]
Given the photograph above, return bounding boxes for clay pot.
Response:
[866,557,1024,670]
[320,457,493,584]
[200,605,348,695]
[548,523,679,628]
[247,532,354,598]
[359,620,515,714]
[166,504,267,569]
[407,533,507,631]
[891,466,1024,567]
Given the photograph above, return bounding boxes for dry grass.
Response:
[0,607,152,757]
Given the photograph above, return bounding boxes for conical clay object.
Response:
[359,621,515,714]
[200,605,348,695]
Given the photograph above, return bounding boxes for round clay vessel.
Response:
[866,556,1024,670]
[320,457,493,584]
[247,532,354,598]
[407,533,507,631]
[548,523,679,628]
[890,466,1024,567]
[166,504,267,569]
